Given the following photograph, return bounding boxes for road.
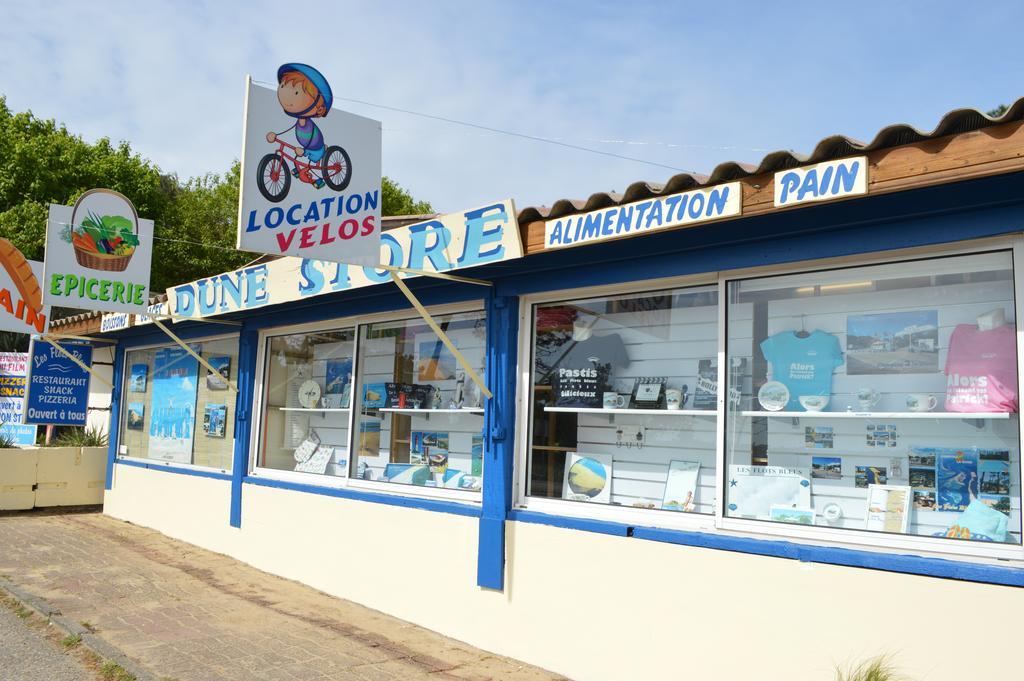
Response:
[0,605,93,681]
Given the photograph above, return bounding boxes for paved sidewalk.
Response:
[0,510,562,681]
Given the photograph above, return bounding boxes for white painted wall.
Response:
[103,465,1024,681]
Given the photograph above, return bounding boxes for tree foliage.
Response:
[0,97,433,298]
[987,104,1009,118]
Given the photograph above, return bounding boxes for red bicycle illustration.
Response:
[257,139,352,203]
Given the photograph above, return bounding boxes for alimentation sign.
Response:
[171,201,522,319]
[543,183,742,250]
[23,340,92,426]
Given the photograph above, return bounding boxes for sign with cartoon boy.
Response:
[237,64,382,266]
[43,189,154,315]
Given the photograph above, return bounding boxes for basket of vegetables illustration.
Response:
[63,190,141,272]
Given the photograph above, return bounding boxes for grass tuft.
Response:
[836,654,907,681]
[99,659,136,681]
[61,633,82,648]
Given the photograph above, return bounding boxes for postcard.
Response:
[909,466,936,489]
[937,448,979,512]
[846,310,939,375]
[855,466,887,488]
[206,356,231,391]
[804,426,834,449]
[811,456,842,480]
[913,490,937,510]
[129,363,148,393]
[126,402,145,430]
[769,505,815,525]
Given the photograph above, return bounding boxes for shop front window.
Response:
[119,337,240,470]
[352,311,487,492]
[725,251,1021,545]
[527,286,719,512]
[256,329,355,478]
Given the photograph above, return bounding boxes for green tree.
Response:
[987,104,1009,118]
[382,176,433,216]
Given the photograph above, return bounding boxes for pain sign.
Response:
[774,156,868,208]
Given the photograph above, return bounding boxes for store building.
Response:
[68,100,1024,681]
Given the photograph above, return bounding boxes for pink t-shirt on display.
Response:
[944,323,1018,412]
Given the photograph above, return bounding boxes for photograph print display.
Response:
[126,402,145,430]
[203,403,227,438]
[416,339,457,381]
[129,363,148,393]
[324,358,353,407]
[206,356,231,391]
[937,448,979,512]
[726,465,811,519]
[148,346,200,463]
[661,460,700,512]
[855,466,887,488]
[811,456,842,480]
[563,452,612,504]
[979,450,1011,496]
[845,310,939,375]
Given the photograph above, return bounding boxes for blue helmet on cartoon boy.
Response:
[276,63,333,116]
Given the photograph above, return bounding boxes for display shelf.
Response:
[377,407,484,421]
[739,410,1013,419]
[544,406,715,416]
[277,407,351,413]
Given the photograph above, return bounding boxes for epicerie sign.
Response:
[237,64,382,266]
[172,201,522,319]
[43,189,154,315]
[543,183,742,250]
[23,340,93,426]
[0,352,37,446]
[774,156,868,208]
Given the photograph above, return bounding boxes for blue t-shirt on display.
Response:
[760,330,843,411]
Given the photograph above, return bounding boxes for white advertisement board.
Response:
[43,189,154,315]
[237,64,382,266]
[774,156,868,208]
[0,353,37,446]
[0,239,49,334]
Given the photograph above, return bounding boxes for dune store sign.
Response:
[170,201,522,319]
[43,189,154,315]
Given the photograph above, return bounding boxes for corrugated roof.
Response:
[517,96,1024,223]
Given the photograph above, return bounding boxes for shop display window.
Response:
[725,251,1022,545]
[119,337,240,470]
[527,286,720,512]
[256,329,356,478]
[352,311,487,492]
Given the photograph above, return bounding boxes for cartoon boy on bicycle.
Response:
[266,63,333,188]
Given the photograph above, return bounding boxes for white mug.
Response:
[857,388,880,411]
[603,392,626,409]
[906,393,937,412]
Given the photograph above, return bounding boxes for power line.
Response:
[334,95,699,174]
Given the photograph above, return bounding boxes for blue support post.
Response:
[477,290,519,589]
[105,343,126,490]
[230,325,259,528]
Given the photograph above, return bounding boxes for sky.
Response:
[0,1,1021,214]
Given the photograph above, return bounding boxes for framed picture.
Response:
[206,356,231,390]
[630,377,666,409]
[845,310,939,375]
[865,484,911,533]
[726,465,811,519]
[416,339,457,381]
[769,505,815,525]
[202,403,227,438]
[126,402,145,430]
[562,452,613,503]
[662,460,700,512]
[129,364,148,393]
[811,456,842,480]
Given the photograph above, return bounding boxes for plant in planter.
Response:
[51,426,108,448]
[836,655,909,681]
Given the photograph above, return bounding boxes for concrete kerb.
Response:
[0,575,158,681]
